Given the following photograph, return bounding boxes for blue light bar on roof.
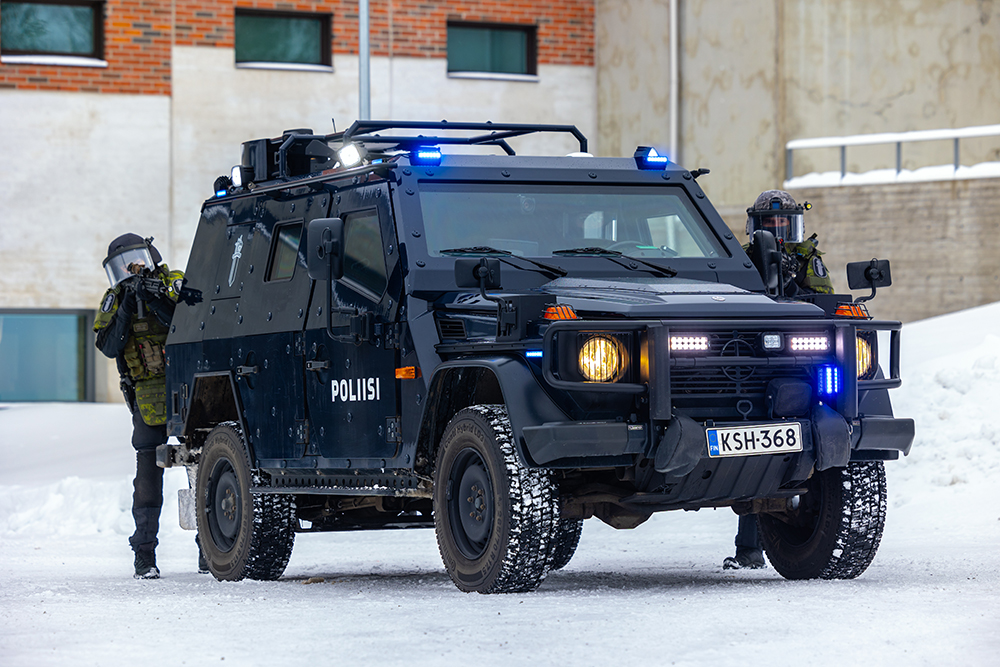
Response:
[633,146,670,170]
[215,190,227,198]
[411,148,442,166]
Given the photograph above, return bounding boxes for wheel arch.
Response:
[415,356,569,475]
[182,371,254,461]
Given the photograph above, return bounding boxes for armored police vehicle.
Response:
[161,121,914,593]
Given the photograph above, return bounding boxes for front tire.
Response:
[433,405,559,593]
[196,422,295,581]
[758,461,886,580]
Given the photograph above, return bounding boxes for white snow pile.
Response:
[1,302,999,666]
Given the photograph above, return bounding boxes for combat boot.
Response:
[723,548,766,570]
[134,547,160,579]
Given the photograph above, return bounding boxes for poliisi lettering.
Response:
[331,377,382,402]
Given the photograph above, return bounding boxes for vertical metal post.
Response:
[786,147,793,182]
[954,137,960,171]
[895,142,902,176]
[359,0,371,121]
[840,145,846,179]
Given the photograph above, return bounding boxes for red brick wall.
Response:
[176,0,594,65]
[0,0,594,94]
[0,0,172,94]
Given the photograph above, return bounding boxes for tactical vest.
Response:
[94,266,184,426]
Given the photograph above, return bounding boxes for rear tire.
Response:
[196,422,295,581]
[433,405,559,593]
[758,461,886,580]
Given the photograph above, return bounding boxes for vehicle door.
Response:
[304,181,401,466]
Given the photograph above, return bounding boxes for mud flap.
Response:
[653,414,705,476]
[812,403,851,470]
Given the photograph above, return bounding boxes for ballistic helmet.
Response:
[746,190,808,243]
[103,234,161,287]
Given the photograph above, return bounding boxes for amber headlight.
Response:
[578,334,625,382]
[856,332,876,379]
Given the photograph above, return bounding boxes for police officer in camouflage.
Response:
[94,234,198,579]
[744,189,833,297]
[725,190,834,571]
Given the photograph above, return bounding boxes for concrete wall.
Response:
[597,0,1000,213]
[787,178,1000,324]
[596,0,674,159]
[0,91,172,310]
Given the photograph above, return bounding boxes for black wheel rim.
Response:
[206,458,241,552]
[448,447,494,560]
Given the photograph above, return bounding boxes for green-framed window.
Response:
[0,1,103,58]
[447,22,536,75]
[234,9,331,67]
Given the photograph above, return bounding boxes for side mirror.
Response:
[454,258,502,290]
[307,217,345,281]
[847,259,892,290]
[750,230,781,296]
[847,259,891,303]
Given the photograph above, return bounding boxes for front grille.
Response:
[667,329,826,420]
[671,366,812,396]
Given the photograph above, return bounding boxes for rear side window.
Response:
[343,210,387,297]
[266,222,302,282]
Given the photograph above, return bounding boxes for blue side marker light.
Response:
[633,146,670,170]
[411,148,442,166]
[525,350,543,359]
[215,190,228,198]
[817,364,841,396]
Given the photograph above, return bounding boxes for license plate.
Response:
[706,423,803,458]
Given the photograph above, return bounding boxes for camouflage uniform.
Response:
[94,263,183,558]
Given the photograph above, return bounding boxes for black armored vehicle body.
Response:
[162,121,914,593]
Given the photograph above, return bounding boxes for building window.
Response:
[0,0,103,58]
[234,9,331,67]
[0,310,95,402]
[447,22,536,75]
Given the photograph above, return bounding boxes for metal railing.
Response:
[785,124,1000,182]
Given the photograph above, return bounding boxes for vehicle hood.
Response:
[539,277,824,318]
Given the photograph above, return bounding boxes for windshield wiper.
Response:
[439,246,567,279]
[552,247,677,278]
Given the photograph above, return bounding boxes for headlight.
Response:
[578,335,625,382]
[856,331,876,379]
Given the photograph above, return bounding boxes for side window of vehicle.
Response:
[266,222,303,282]
[342,210,388,297]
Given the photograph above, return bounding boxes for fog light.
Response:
[856,333,874,379]
[579,335,625,382]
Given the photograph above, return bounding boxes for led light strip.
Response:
[670,336,709,351]
[789,335,829,351]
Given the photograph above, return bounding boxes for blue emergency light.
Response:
[525,350,543,359]
[633,146,670,170]
[411,148,442,166]
[817,364,841,397]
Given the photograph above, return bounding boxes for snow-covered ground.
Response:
[2,303,999,666]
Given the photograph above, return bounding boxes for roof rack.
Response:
[331,120,589,155]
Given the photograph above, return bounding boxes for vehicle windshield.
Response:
[419,183,726,259]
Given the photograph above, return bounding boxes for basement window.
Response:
[0,1,104,60]
[447,22,537,76]
[234,9,331,70]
